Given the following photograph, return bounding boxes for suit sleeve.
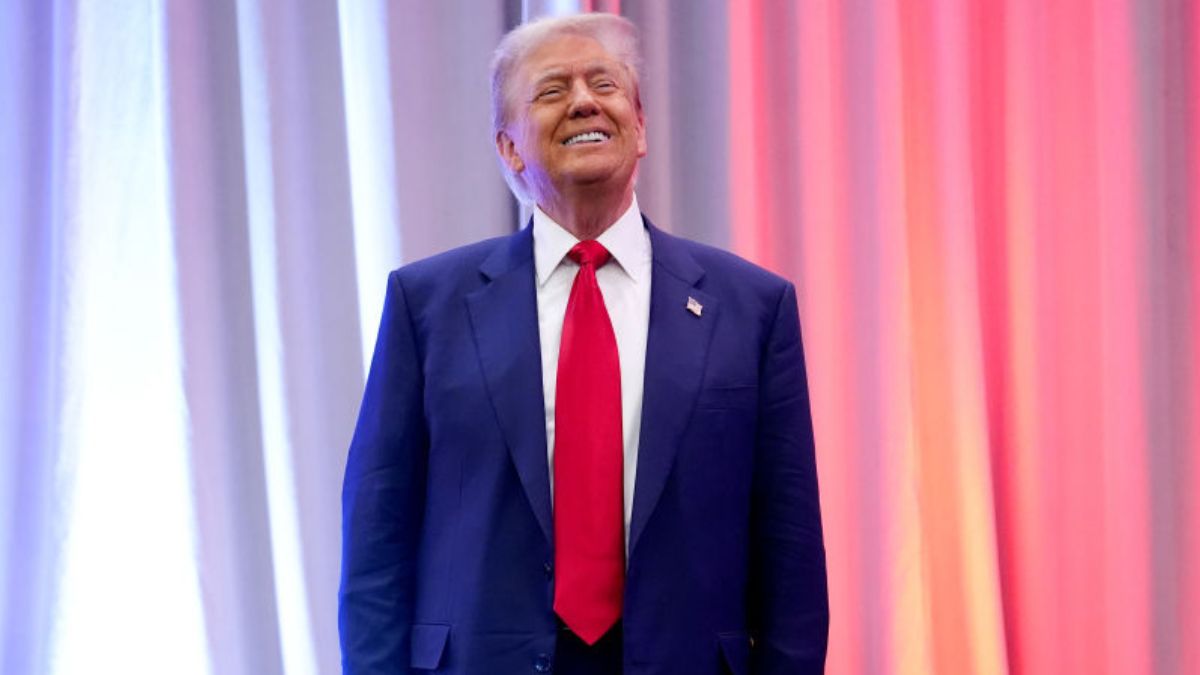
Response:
[339,271,428,674]
[749,282,830,674]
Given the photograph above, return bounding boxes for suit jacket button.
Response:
[533,653,552,672]
[543,562,553,578]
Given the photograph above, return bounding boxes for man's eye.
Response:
[537,87,563,99]
[594,80,616,91]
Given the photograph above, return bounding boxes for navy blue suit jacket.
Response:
[340,220,828,674]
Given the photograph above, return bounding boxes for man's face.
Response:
[496,34,647,203]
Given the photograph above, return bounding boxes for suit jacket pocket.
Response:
[410,623,450,670]
[697,385,757,411]
[718,631,751,675]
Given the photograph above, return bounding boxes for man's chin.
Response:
[557,165,635,193]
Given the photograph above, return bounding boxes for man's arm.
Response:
[749,281,830,674]
[340,271,428,674]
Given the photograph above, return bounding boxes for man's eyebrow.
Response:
[530,62,621,89]
[531,69,570,89]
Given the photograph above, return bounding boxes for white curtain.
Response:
[0,1,518,672]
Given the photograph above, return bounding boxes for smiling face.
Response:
[495,34,647,206]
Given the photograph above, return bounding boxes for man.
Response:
[340,13,828,675]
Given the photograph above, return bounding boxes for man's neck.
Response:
[536,184,635,241]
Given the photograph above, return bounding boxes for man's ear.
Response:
[635,107,648,159]
[495,130,525,173]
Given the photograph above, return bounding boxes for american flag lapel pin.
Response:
[686,296,703,317]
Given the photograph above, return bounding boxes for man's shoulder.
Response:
[651,226,791,294]
[384,232,524,311]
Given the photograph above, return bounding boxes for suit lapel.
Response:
[466,226,553,545]
[629,222,717,557]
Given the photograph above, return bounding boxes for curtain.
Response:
[0,0,1195,673]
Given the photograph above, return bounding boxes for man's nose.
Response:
[566,81,600,118]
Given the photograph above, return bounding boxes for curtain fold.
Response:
[1,5,67,674]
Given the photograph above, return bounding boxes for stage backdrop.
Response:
[1,1,1196,674]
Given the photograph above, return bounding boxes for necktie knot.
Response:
[568,240,611,269]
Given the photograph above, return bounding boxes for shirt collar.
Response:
[532,194,649,287]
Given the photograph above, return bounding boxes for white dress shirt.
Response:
[533,195,652,547]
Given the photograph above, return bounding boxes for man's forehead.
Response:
[522,35,621,73]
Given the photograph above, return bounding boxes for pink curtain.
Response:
[722,1,1199,673]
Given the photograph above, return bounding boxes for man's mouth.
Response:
[562,131,611,146]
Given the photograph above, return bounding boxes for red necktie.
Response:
[553,240,624,645]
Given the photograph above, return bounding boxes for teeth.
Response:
[564,131,609,146]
